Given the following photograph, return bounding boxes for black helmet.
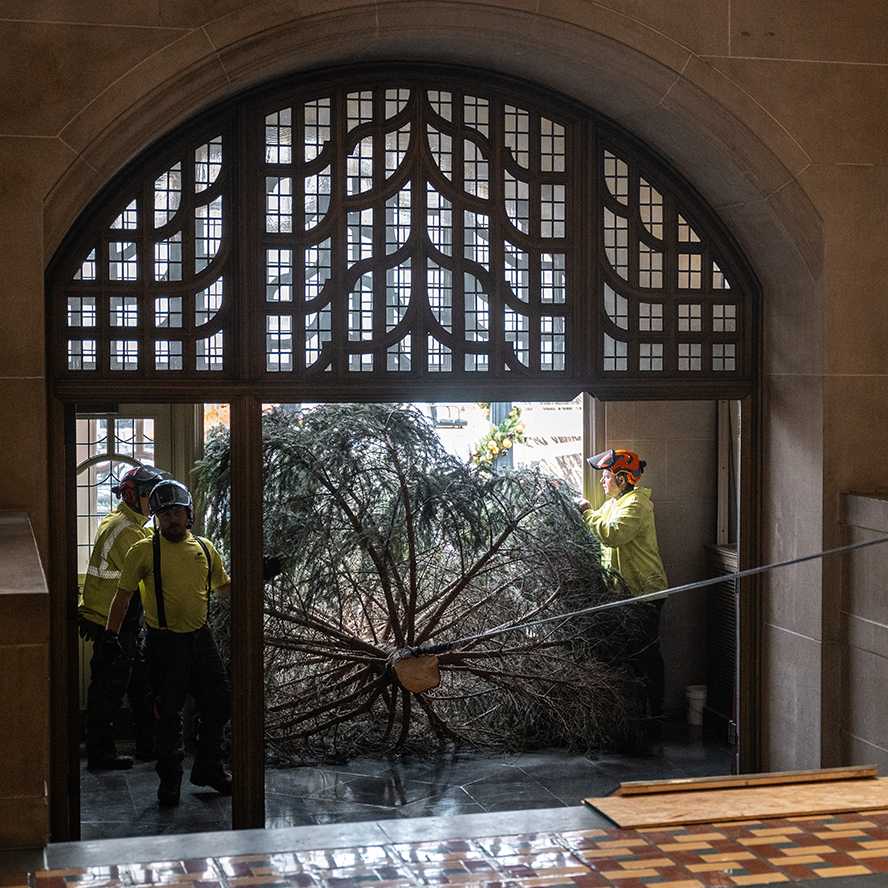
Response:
[148,479,194,525]
[113,465,171,510]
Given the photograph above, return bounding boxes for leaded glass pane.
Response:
[155,165,182,227]
[603,332,627,371]
[427,261,453,330]
[195,196,223,272]
[464,211,490,268]
[541,118,565,173]
[678,342,702,371]
[347,136,374,194]
[68,339,97,371]
[111,200,138,230]
[75,249,97,281]
[265,109,292,164]
[155,340,183,370]
[640,342,663,371]
[347,91,373,130]
[678,303,702,332]
[305,240,332,300]
[604,283,629,329]
[267,249,293,302]
[196,278,223,325]
[504,105,530,168]
[541,184,565,238]
[639,302,663,332]
[505,171,529,232]
[604,208,628,278]
[427,335,452,372]
[464,140,489,198]
[428,90,452,122]
[305,98,331,161]
[639,178,664,239]
[349,274,373,341]
[639,243,663,288]
[387,334,411,371]
[713,343,736,371]
[427,126,453,179]
[604,152,629,204]
[386,261,411,330]
[713,303,737,332]
[427,187,453,255]
[306,308,332,366]
[155,233,182,281]
[541,317,566,371]
[305,167,331,229]
[463,95,488,135]
[195,136,223,192]
[505,243,529,302]
[541,254,565,303]
[386,125,411,178]
[110,296,138,327]
[266,315,293,371]
[505,307,529,366]
[266,177,293,233]
[68,296,96,327]
[386,188,411,254]
[155,296,182,328]
[678,253,702,289]
[110,340,138,371]
[465,274,489,343]
[196,332,223,370]
[110,242,138,281]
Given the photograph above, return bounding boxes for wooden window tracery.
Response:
[48,66,758,402]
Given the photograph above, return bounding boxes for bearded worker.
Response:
[100,479,234,807]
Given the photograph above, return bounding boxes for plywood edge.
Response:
[582,796,888,831]
[615,765,879,796]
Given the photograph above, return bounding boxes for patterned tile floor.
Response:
[10,810,888,888]
[3,728,886,888]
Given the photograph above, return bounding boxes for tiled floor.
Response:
[4,725,887,888]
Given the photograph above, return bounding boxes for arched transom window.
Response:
[48,65,757,402]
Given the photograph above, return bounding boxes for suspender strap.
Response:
[153,532,214,630]
[193,536,213,625]
[153,531,168,630]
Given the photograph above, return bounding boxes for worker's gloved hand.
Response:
[575,497,592,513]
[96,629,122,663]
[263,553,286,581]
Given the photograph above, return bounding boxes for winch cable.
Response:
[412,535,888,655]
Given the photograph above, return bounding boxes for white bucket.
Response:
[685,684,707,726]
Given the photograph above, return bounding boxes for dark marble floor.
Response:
[78,720,733,841]
[6,726,888,887]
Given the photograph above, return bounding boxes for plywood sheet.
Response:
[585,775,888,829]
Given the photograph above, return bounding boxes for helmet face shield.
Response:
[112,465,172,511]
[148,479,193,524]
[587,449,646,485]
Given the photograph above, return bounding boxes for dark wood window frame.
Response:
[46,62,762,840]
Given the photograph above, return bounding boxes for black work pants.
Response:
[86,627,153,758]
[146,624,231,781]
[626,598,665,719]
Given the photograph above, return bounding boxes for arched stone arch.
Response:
[43,5,828,838]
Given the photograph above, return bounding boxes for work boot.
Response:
[135,742,156,762]
[157,775,182,807]
[87,753,133,771]
[190,767,232,795]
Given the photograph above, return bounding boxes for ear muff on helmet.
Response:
[112,465,172,512]
[587,449,646,485]
[148,479,194,527]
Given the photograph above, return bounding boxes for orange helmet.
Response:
[588,449,646,485]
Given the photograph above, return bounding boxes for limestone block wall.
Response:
[0,514,50,850]
[838,494,888,770]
